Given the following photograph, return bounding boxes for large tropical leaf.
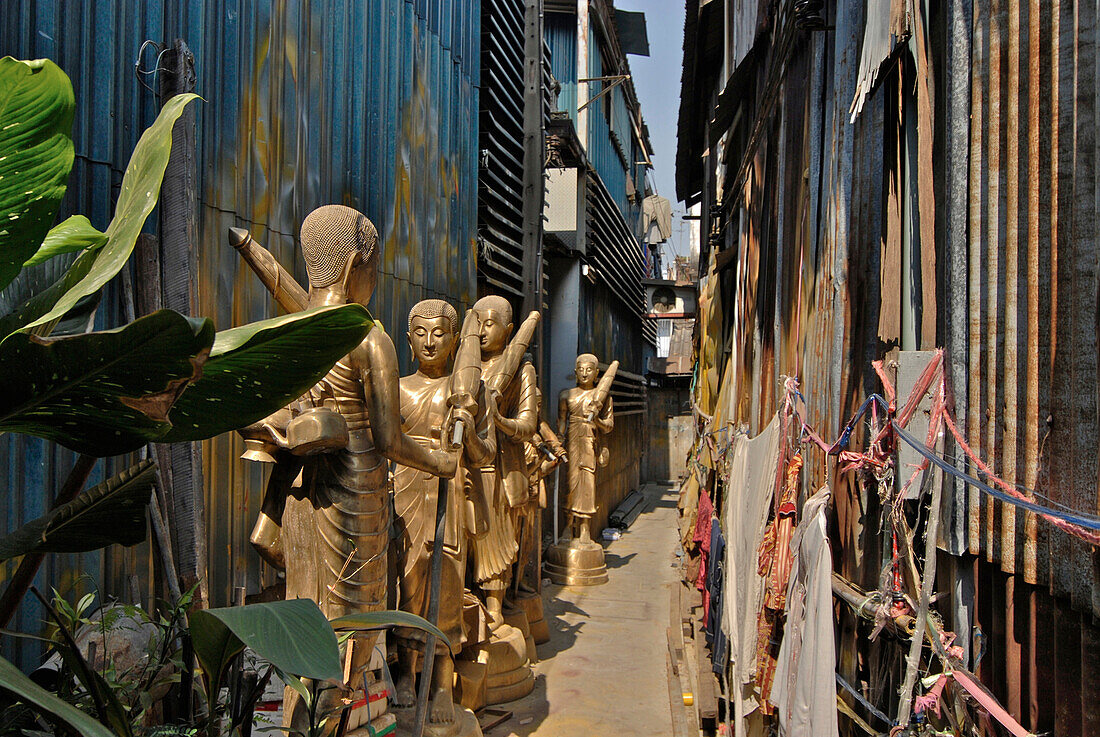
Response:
[0,244,94,339]
[159,304,374,443]
[18,93,199,334]
[330,611,450,648]
[0,460,154,560]
[0,309,214,456]
[0,656,116,737]
[0,57,74,292]
[23,215,107,267]
[190,599,341,691]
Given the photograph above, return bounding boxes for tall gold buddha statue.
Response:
[230,205,457,734]
[468,296,539,625]
[545,353,615,586]
[466,296,539,703]
[391,299,489,736]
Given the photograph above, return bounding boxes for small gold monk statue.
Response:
[469,296,540,626]
[391,299,491,734]
[544,354,615,586]
[230,205,457,734]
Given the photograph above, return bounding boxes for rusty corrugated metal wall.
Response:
[683,0,1100,732]
[1,0,480,651]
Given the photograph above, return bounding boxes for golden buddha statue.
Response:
[465,296,539,703]
[545,353,616,586]
[230,205,457,735]
[391,299,490,735]
[469,296,539,625]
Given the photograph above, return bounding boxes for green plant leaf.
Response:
[0,244,95,339]
[189,607,246,703]
[191,600,341,691]
[23,215,107,267]
[0,460,155,560]
[329,611,451,648]
[0,308,214,456]
[0,656,116,737]
[19,92,199,333]
[159,304,375,443]
[0,57,75,292]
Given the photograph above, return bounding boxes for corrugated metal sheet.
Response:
[680,0,1100,732]
[1,0,480,647]
[478,0,527,295]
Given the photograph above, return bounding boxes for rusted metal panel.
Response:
[2,0,482,621]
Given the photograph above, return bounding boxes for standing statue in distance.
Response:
[545,354,617,586]
[230,205,456,736]
[391,300,489,737]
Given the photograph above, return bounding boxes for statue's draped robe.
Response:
[279,357,388,731]
[393,373,467,653]
[282,357,390,617]
[563,388,613,519]
[470,359,537,584]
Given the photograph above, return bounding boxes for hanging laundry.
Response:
[692,489,715,617]
[754,452,803,711]
[706,522,728,673]
[720,414,781,736]
[771,486,839,737]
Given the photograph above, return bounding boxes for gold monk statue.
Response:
[544,354,615,586]
[391,299,492,731]
[469,296,540,627]
[559,353,615,544]
[230,205,457,733]
[517,420,566,590]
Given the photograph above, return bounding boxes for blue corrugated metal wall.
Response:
[546,12,577,120]
[1,0,480,662]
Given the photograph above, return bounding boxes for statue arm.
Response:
[493,363,539,442]
[357,331,456,476]
[462,383,497,466]
[596,396,614,434]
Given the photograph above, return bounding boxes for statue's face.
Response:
[575,359,598,388]
[475,308,512,355]
[345,252,377,307]
[408,315,456,370]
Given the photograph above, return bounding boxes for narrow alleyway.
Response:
[497,482,681,736]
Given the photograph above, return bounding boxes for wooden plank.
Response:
[693,603,719,726]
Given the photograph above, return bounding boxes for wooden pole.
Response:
[158,39,207,605]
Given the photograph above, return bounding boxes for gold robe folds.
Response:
[393,374,470,653]
[470,361,538,585]
[563,390,614,519]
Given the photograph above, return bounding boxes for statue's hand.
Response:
[451,408,477,443]
[582,399,599,418]
[437,450,459,478]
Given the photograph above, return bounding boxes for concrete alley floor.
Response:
[493,482,681,736]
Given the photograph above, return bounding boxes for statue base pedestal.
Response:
[391,704,483,737]
[544,539,608,586]
[503,609,538,663]
[513,591,549,644]
[479,623,535,704]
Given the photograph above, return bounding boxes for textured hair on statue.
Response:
[299,204,379,289]
[408,298,459,335]
[473,295,513,325]
[576,353,598,368]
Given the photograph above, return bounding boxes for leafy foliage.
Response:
[0,461,155,560]
[0,58,74,292]
[0,310,214,455]
[161,305,375,443]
